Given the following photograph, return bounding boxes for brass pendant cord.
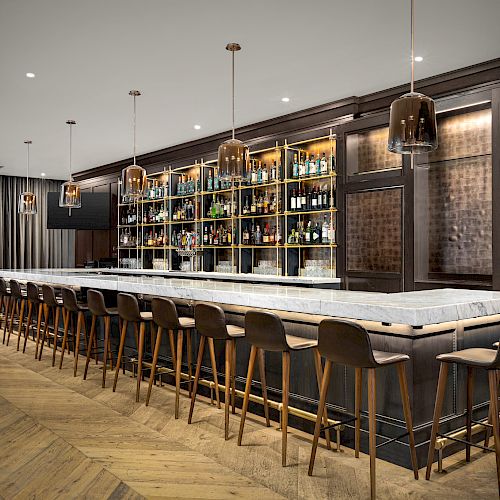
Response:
[25,141,31,191]
[66,120,76,182]
[231,48,235,140]
[411,0,415,93]
[133,93,137,163]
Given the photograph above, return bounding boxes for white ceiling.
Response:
[1,0,499,180]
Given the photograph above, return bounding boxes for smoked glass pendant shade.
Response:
[59,180,82,208]
[18,191,37,215]
[217,138,249,179]
[388,92,438,154]
[121,164,146,200]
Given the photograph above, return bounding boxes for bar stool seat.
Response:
[373,351,410,365]
[437,348,497,366]
[179,316,195,328]
[227,324,245,337]
[286,335,317,350]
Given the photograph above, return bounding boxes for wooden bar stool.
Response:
[188,303,246,440]
[1,278,12,344]
[38,284,65,365]
[113,293,153,401]
[426,344,500,495]
[60,287,89,375]
[238,310,327,467]
[22,282,44,354]
[84,289,118,387]
[6,280,27,349]
[308,320,418,499]
[148,297,194,418]
[145,297,180,406]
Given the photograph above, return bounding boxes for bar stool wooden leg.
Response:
[102,315,111,388]
[174,330,184,419]
[186,329,193,396]
[51,306,61,367]
[488,369,500,495]
[2,296,11,344]
[397,362,419,480]
[426,362,449,480]
[73,312,83,376]
[238,345,257,446]
[231,339,237,414]
[136,321,146,402]
[38,305,50,360]
[146,326,163,406]
[69,314,75,354]
[208,337,221,409]
[484,369,499,449]
[313,349,331,450]
[308,359,332,475]
[22,301,34,353]
[16,299,26,351]
[113,319,128,391]
[367,368,377,500]
[282,351,290,467]
[83,315,97,380]
[355,367,362,458]
[188,335,206,424]
[257,348,271,427]
[6,298,17,346]
[59,310,71,369]
[466,366,474,462]
[33,303,43,357]
[168,329,176,368]
[224,339,233,440]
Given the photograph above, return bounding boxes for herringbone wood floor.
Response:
[0,336,497,499]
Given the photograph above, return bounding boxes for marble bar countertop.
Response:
[3,269,500,327]
[66,268,341,286]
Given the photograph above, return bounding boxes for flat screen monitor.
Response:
[47,192,112,230]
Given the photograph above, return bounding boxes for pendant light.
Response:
[121,90,146,201]
[59,120,82,208]
[18,140,38,215]
[217,43,249,180]
[388,0,438,154]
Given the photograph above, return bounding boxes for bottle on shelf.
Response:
[262,164,269,184]
[207,169,214,191]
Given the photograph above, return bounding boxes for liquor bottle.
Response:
[329,221,336,243]
[262,164,269,183]
[309,154,315,175]
[288,228,296,244]
[243,226,250,245]
[300,186,306,210]
[257,162,263,184]
[207,169,213,191]
[271,161,277,181]
[210,196,217,219]
[251,162,258,184]
[269,225,276,244]
[320,153,328,174]
[250,195,257,214]
[243,195,250,215]
[255,225,262,245]
[315,155,321,176]
[296,187,302,211]
[203,226,208,245]
[270,193,276,213]
[256,195,263,215]
[263,191,269,214]
[305,221,312,244]
[313,222,321,244]
[305,155,310,176]
[263,223,270,244]
[214,168,220,191]
[227,226,232,245]
[290,189,297,211]
[306,188,312,211]
[292,154,299,179]
[322,216,329,243]
[311,186,318,210]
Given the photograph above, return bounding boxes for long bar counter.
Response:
[3,268,500,468]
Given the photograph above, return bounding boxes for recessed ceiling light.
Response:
[40,172,46,177]
[194,124,201,130]
[281,97,290,102]
[26,72,35,78]
[414,56,423,62]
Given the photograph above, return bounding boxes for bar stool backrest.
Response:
[245,310,288,352]
[0,278,8,295]
[42,284,59,307]
[490,343,500,370]
[62,287,80,312]
[27,282,41,303]
[117,293,142,322]
[194,303,228,339]
[10,280,23,298]
[151,297,181,330]
[318,319,378,368]
[87,289,108,317]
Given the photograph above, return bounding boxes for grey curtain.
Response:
[0,175,75,269]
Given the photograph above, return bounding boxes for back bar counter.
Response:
[3,268,500,468]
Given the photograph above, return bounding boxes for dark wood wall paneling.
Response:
[73,58,500,289]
